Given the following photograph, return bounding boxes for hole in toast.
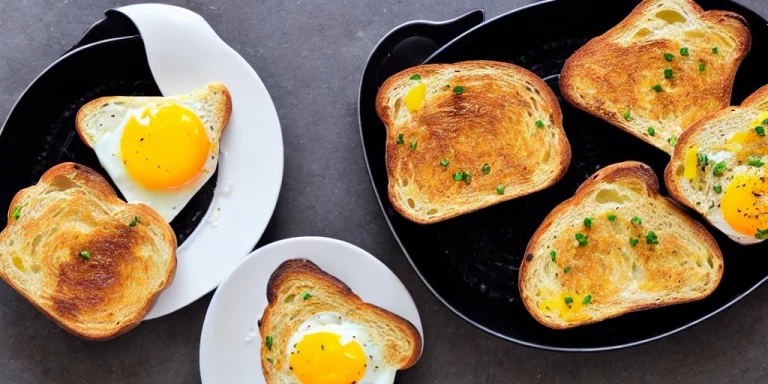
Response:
[31,234,43,252]
[595,189,630,204]
[284,294,295,303]
[12,256,26,272]
[633,28,652,40]
[401,179,408,187]
[48,174,76,192]
[30,264,41,273]
[632,262,643,280]
[541,149,551,163]
[656,10,686,24]
[52,207,66,218]
[427,208,438,215]
[407,198,415,209]
[707,256,714,269]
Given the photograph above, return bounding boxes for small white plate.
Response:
[112,4,284,319]
[199,237,424,384]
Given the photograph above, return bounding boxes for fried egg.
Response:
[78,84,231,223]
[286,312,395,384]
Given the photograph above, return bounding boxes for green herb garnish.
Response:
[607,214,617,221]
[409,74,421,81]
[756,126,766,137]
[664,53,674,62]
[563,266,571,273]
[756,228,768,240]
[648,126,655,136]
[440,159,449,167]
[453,86,464,94]
[409,138,417,151]
[747,156,764,167]
[396,134,404,145]
[699,63,706,72]
[712,47,719,55]
[582,294,592,305]
[631,216,642,225]
[664,68,674,79]
[680,47,689,56]
[79,250,91,260]
[481,164,491,175]
[11,205,22,220]
[623,109,632,121]
[584,217,593,228]
[550,251,556,262]
[646,231,659,244]
[713,161,727,176]
[668,136,677,146]
[129,216,140,227]
[575,233,588,247]
[462,171,472,184]
[453,171,464,181]
[630,238,639,247]
[266,358,275,364]
[714,185,722,193]
[535,120,545,128]
[698,153,709,165]
[266,336,274,350]
[564,297,574,305]
[496,184,505,195]
[303,292,312,300]
[652,84,663,93]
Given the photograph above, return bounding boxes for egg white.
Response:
[287,312,396,384]
[92,103,218,223]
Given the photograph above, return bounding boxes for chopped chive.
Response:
[550,251,556,262]
[668,136,677,146]
[630,238,639,247]
[396,134,404,145]
[129,216,140,227]
[646,231,659,244]
[496,184,505,195]
[699,63,706,72]
[563,266,571,273]
[763,119,768,126]
[664,68,674,79]
[11,205,22,220]
[453,86,464,94]
[564,297,574,305]
[747,156,764,167]
[631,216,642,225]
[303,292,312,300]
[453,171,464,181]
[481,164,491,175]
[462,171,472,184]
[648,126,655,136]
[584,217,593,228]
[623,109,632,121]
[713,161,727,176]
[712,47,719,55]
[79,250,91,260]
[698,153,708,165]
[266,358,275,364]
[409,138,417,151]
[575,233,588,246]
[756,126,766,137]
[535,120,545,128]
[652,84,663,93]
[440,159,449,167]
[409,74,421,81]
[680,47,689,56]
[266,336,274,350]
[582,294,592,305]
[714,185,722,193]
[607,214,617,221]
[756,228,768,240]
[663,53,674,62]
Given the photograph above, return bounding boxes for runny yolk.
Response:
[405,83,426,112]
[120,102,209,190]
[537,292,589,321]
[289,332,367,384]
[684,144,699,180]
[722,174,768,237]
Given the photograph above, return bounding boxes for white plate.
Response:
[199,237,424,384]
[112,4,284,319]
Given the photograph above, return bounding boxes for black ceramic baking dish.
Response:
[358,0,768,351]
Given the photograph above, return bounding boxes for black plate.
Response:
[358,0,768,351]
[0,11,216,246]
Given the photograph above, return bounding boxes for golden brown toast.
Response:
[519,161,723,329]
[376,60,571,224]
[560,0,751,154]
[259,259,421,383]
[0,163,176,340]
[665,85,768,245]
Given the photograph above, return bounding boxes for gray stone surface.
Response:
[1,0,767,383]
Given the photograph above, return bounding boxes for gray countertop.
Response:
[1,0,767,383]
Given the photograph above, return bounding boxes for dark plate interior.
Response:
[359,0,768,350]
[0,14,217,246]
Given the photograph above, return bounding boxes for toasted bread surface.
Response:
[665,85,768,244]
[519,161,723,329]
[75,82,231,147]
[259,259,421,383]
[0,163,176,340]
[560,0,751,154]
[376,60,571,224]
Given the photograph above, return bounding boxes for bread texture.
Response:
[560,0,751,154]
[75,82,231,148]
[665,85,768,245]
[376,60,571,224]
[519,161,723,329]
[259,259,421,383]
[0,163,176,340]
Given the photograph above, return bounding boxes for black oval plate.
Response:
[0,12,216,246]
[359,0,768,351]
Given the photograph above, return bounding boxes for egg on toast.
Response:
[665,85,768,245]
[0,163,176,340]
[519,161,723,329]
[560,0,751,154]
[376,60,571,224]
[259,259,421,384]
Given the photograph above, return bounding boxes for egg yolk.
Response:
[722,174,768,237]
[120,102,210,190]
[405,83,426,112]
[538,292,591,322]
[289,332,367,384]
[684,144,699,180]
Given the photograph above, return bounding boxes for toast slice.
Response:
[0,163,176,339]
[519,161,723,329]
[665,85,768,245]
[376,60,571,224]
[259,259,421,383]
[560,0,751,154]
[76,82,231,148]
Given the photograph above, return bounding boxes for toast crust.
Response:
[376,60,571,224]
[560,0,751,154]
[75,82,232,147]
[259,259,422,382]
[0,163,177,340]
[520,161,723,329]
